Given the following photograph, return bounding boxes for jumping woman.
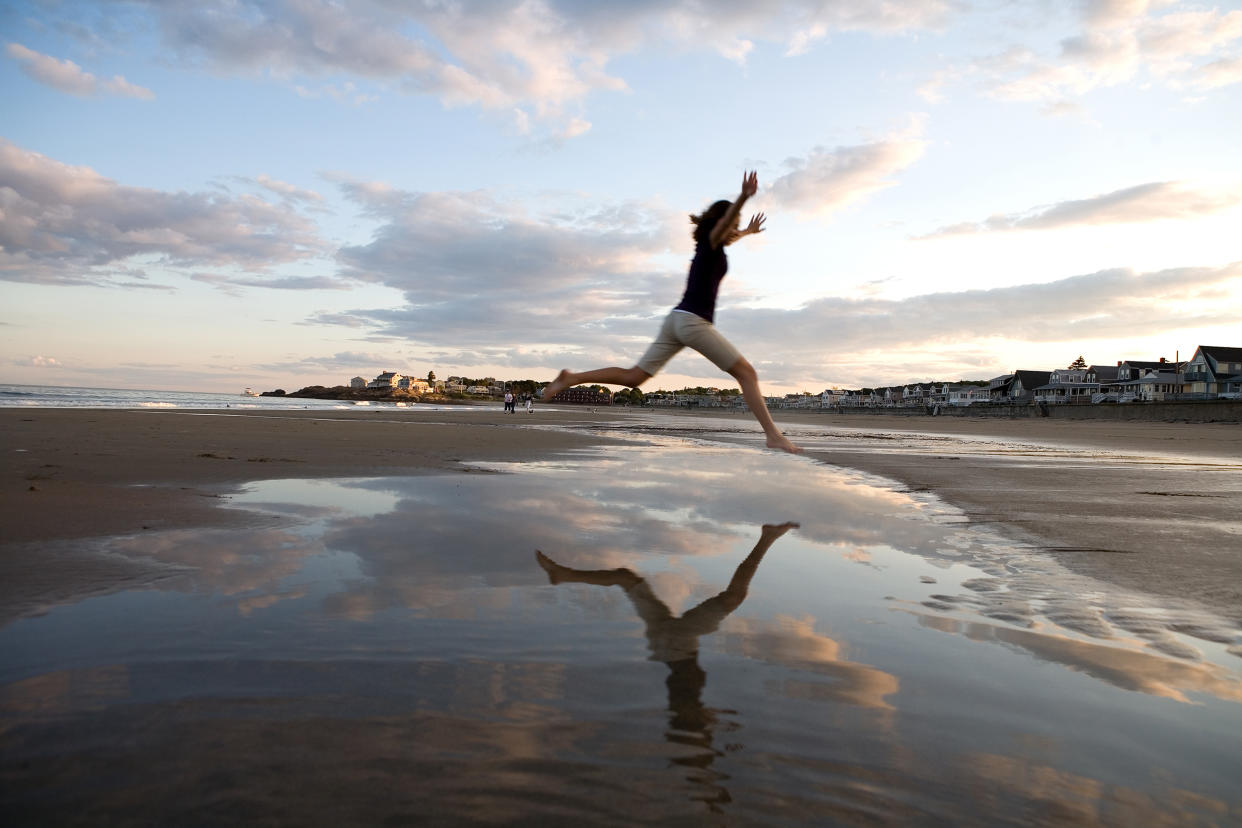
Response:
[541,171,801,454]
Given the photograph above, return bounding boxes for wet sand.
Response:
[3,406,1240,623]
[640,408,1242,623]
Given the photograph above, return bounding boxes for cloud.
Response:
[5,43,154,99]
[0,140,329,286]
[13,355,62,367]
[724,262,1242,357]
[252,174,324,204]
[975,4,1242,103]
[917,181,1242,238]
[190,272,352,295]
[324,178,684,355]
[91,0,954,134]
[1192,55,1242,90]
[766,119,927,218]
[255,351,416,377]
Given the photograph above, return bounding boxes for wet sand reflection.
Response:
[914,611,1242,704]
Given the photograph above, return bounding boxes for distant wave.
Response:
[0,389,37,397]
[138,402,179,408]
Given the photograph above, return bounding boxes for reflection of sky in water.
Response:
[2,442,1240,823]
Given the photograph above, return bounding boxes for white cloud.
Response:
[191,272,352,295]
[725,262,1242,356]
[95,0,955,135]
[978,4,1242,103]
[917,181,1242,238]
[14,355,62,367]
[0,140,329,286]
[766,118,927,218]
[1191,56,1242,90]
[253,174,324,204]
[5,43,154,99]
[326,179,683,356]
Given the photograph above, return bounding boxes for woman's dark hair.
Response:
[689,200,732,243]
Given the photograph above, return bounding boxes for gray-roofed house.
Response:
[1183,345,1242,398]
[1008,371,1051,403]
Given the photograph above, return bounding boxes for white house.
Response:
[397,377,431,393]
[368,371,402,389]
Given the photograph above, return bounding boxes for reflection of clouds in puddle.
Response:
[960,751,1233,825]
[105,528,322,616]
[0,665,131,717]
[204,444,1238,690]
[913,612,1242,704]
[230,477,403,519]
[721,615,899,712]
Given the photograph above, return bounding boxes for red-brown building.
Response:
[546,386,612,405]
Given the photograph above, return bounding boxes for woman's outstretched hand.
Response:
[744,212,766,235]
[740,170,758,199]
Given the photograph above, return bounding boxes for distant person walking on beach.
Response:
[504,389,514,413]
[541,172,800,454]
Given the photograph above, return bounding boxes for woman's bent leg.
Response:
[728,357,802,454]
[542,365,650,400]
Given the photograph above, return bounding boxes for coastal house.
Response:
[1183,345,1242,398]
[1119,366,1184,401]
[1032,365,1099,404]
[397,377,431,393]
[902,384,933,406]
[987,374,1015,402]
[820,389,844,408]
[881,387,904,406]
[926,383,951,406]
[350,376,367,390]
[1007,371,1051,404]
[368,371,402,389]
[547,386,612,405]
[946,385,984,406]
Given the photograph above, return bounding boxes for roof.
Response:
[1198,345,1242,363]
[1120,360,1172,370]
[1091,365,1120,381]
[1013,370,1051,388]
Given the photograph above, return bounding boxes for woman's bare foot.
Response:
[766,433,803,454]
[535,550,565,584]
[541,369,572,400]
[761,521,800,540]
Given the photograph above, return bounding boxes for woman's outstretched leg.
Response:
[727,358,802,454]
[542,365,649,400]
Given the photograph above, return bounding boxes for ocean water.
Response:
[2,436,1240,825]
[0,383,490,412]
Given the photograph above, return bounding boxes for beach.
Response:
[4,405,1242,824]
[3,406,1240,624]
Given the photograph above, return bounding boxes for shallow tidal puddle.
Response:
[3,442,1241,824]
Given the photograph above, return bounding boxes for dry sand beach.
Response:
[3,406,1240,624]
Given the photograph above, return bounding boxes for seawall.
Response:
[825,400,1241,423]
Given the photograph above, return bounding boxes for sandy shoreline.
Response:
[3,406,1241,624]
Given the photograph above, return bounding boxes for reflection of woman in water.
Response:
[540,172,801,454]
[535,522,798,811]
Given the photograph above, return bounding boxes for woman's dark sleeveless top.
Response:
[674,237,728,323]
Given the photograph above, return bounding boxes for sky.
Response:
[2,0,1240,394]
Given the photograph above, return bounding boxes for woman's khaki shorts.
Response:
[636,310,743,377]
